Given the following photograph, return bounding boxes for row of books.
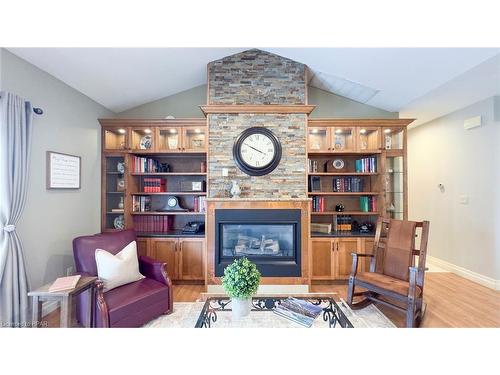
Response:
[193,196,207,213]
[333,177,364,192]
[355,157,377,173]
[334,215,353,232]
[360,196,377,212]
[133,196,151,212]
[133,216,171,233]
[308,159,320,173]
[132,156,162,173]
[142,178,166,193]
[311,196,326,212]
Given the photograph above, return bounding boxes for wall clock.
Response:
[233,127,282,176]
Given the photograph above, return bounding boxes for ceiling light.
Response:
[384,129,392,134]
[144,129,152,134]
[117,128,126,134]
[311,129,318,134]
[169,129,177,134]
[335,129,342,134]
[360,129,367,134]
[194,129,201,134]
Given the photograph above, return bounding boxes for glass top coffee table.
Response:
[195,295,354,328]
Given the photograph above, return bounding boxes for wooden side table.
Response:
[28,276,97,328]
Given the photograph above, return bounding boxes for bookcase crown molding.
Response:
[200,104,316,116]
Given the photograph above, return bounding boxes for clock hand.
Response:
[243,142,265,155]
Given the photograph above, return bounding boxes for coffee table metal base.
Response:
[195,296,354,328]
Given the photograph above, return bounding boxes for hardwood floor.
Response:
[311,273,500,327]
[44,273,500,328]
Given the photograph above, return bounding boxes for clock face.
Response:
[240,133,276,169]
[167,197,177,207]
[233,127,282,176]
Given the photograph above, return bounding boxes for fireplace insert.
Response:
[215,209,301,277]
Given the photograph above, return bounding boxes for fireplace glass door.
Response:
[221,224,295,259]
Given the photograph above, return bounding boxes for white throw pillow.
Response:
[95,241,145,292]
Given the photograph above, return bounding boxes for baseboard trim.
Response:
[427,255,500,290]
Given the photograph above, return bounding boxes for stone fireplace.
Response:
[203,49,313,289]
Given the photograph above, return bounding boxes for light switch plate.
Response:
[222,168,229,177]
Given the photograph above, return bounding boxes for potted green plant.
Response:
[222,257,261,318]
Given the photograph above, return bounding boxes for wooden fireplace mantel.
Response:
[205,199,311,286]
[200,104,316,116]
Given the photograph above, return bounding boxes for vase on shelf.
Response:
[230,180,241,199]
[118,196,124,209]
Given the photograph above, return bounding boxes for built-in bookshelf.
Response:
[100,119,207,236]
[307,118,413,237]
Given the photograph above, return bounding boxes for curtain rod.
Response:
[0,94,43,115]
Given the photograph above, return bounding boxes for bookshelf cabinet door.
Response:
[179,238,205,281]
[136,237,150,257]
[311,239,335,280]
[182,127,207,152]
[103,127,128,152]
[308,127,331,152]
[151,238,179,280]
[384,155,405,220]
[357,127,381,152]
[335,238,360,280]
[158,127,183,152]
[130,127,155,152]
[331,127,356,152]
[103,155,126,231]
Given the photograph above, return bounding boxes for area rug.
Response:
[143,299,396,328]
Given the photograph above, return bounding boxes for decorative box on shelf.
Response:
[180,180,206,192]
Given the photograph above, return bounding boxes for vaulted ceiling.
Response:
[7,48,500,123]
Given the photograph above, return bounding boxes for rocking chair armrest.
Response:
[349,252,369,277]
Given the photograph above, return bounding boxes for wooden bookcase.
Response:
[307,118,414,281]
[99,118,207,282]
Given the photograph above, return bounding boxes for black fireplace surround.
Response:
[215,209,301,277]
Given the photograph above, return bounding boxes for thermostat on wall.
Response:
[464,115,482,130]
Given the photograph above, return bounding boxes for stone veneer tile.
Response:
[208,49,306,105]
[208,114,307,199]
[207,49,308,199]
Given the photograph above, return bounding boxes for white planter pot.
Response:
[232,298,251,318]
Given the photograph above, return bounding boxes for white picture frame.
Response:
[46,151,81,189]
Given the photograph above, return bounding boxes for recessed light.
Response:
[311,129,318,134]
[335,129,342,134]
[194,129,201,134]
[384,129,392,134]
[169,129,177,134]
[117,128,126,134]
[360,129,367,134]
[144,129,152,134]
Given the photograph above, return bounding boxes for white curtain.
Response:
[0,92,33,327]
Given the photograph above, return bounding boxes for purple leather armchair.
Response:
[73,230,173,327]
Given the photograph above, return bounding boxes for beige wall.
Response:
[117,85,206,118]
[308,87,398,119]
[0,49,114,289]
[117,84,397,119]
[408,96,500,280]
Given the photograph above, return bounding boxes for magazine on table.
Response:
[273,297,324,327]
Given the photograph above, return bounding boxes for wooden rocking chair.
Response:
[347,218,430,328]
